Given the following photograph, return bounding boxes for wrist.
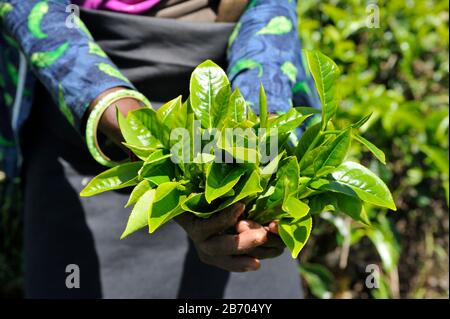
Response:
[100,97,143,147]
[85,87,151,167]
[88,87,142,146]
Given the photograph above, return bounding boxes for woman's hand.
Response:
[175,202,284,272]
[236,219,285,260]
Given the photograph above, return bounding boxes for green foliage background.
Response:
[296,0,449,298]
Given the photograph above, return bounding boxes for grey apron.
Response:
[22,9,303,299]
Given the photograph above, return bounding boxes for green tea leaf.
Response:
[278,216,313,258]
[282,196,310,220]
[294,106,321,116]
[336,193,370,225]
[267,108,310,136]
[148,182,186,233]
[353,134,386,164]
[139,150,173,178]
[247,103,259,123]
[295,122,321,159]
[183,170,263,218]
[328,161,397,210]
[266,157,299,208]
[181,193,218,218]
[260,150,286,180]
[190,60,230,129]
[352,113,372,129]
[213,84,232,128]
[313,129,351,176]
[121,189,155,239]
[226,88,247,124]
[304,50,340,129]
[217,127,259,164]
[205,163,249,203]
[125,179,152,208]
[307,193,337,215]
[156,96,186,129]
[80,161,142,196]
[118,107,169,148]
[122,143,158,161]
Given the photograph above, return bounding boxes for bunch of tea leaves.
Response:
[81,50,396,258]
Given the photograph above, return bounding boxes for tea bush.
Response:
[296,0,449,298]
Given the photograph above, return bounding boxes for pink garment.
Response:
[78,0,161,14]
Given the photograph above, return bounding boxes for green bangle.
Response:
[86,89,151,167]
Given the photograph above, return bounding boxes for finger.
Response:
[202,226,269,256]
[237,222,282,250]
[236,227,269,252]
[208,255,261,272]
[235,219,264,233]
[198,202,245,239]
[246,246,284,259]
[268,221,278,235]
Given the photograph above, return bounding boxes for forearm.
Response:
[1,0,134,131]
[227,0,321,113]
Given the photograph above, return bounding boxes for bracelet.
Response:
[86,89,151,167]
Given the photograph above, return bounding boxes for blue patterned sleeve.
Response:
[0,0,134,130]
[227,0,321,115]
